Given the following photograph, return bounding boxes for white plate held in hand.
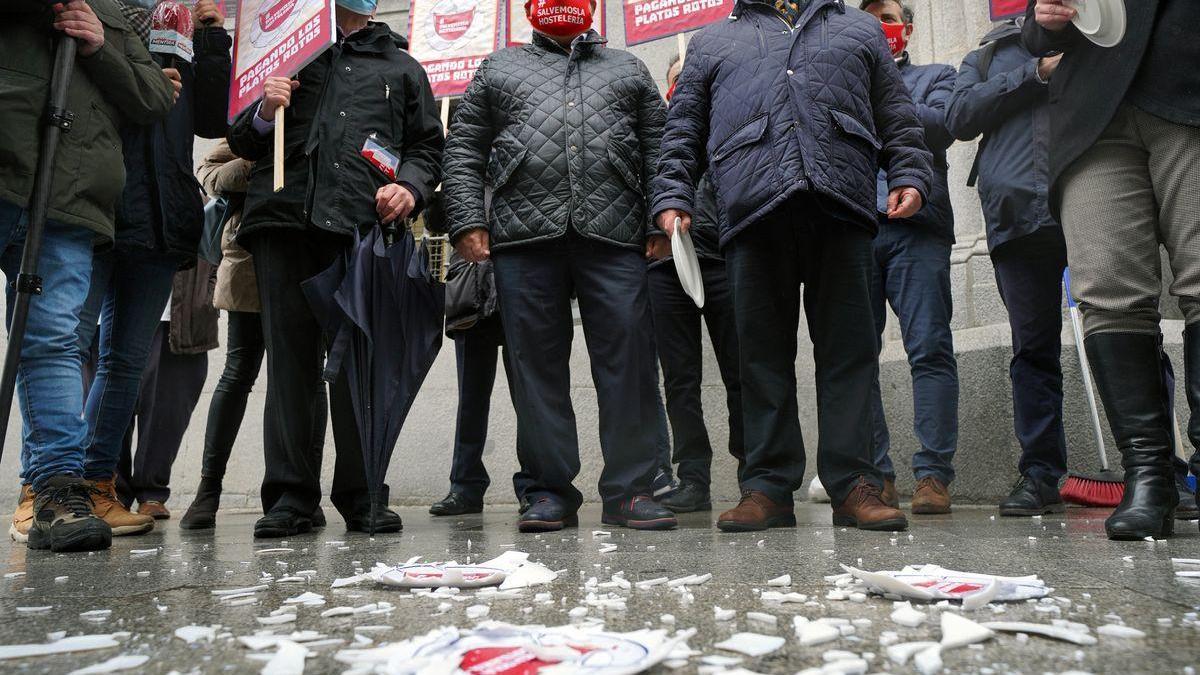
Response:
[671,218,704,308]
[1069,0,1126,48]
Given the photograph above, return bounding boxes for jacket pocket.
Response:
[607,144,642,192]
[712,113,769,162]
[486,134,527,193]
[829,109,881,150]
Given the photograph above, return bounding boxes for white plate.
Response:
[671,223,705,308]
[1069,0,1126,47]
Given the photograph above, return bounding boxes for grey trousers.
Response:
[1059,103,1200,336]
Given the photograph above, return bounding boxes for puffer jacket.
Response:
[197,139,258,313]
[651,0,932,246]
[442,31,667,251]
[873,54,956,243]
[228,22,444,240]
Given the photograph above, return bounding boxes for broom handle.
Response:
[1065,269,1109,471]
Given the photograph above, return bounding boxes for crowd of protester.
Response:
[1,0,1197,553]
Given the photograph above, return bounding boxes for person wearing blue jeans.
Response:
[862,0,959,515]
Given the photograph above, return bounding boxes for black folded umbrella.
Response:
[302,224,445,533]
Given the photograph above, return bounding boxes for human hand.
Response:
[52,1,105,57]
[645,235,672,260]
[1033,0,1076,31]
[656,208,691,237]
[259,77,299,121]
[886,187,922,219]
[1037,54,1063,81]
[375,183,417,223]
[162,67,182,103]
[192,0,224,25]
[455,229,491,263]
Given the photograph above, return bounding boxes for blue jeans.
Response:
[75,249,176,481]
[0,199,94,492]
[868,223,959,485]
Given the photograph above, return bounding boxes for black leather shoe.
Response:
[658,480,711,513]
[518,497,577,532]
[602,495,678,530]
[999,476,1065,517]
[254,508,313,539]
[429,492,483,517]
[346,504,403,534]
[312,506,327,529]
[1085,333,1178,540]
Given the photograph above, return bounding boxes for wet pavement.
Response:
[1,504,1198,673]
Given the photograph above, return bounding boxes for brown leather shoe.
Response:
[9,485,34,543]
[832,477,908,531]
[911,477,951,515]
[881,478,900,509]
[90,479,154,536]
[137,500,171,520]
[716,490,796,532]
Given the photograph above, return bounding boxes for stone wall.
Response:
[1,0,1192,509]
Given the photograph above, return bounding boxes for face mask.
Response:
[525,0,593,39]
[665,80,677,103]
[881,21,908,57]
[335,0,378,16]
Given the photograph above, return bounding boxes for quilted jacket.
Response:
[442,31,667,251]
[651,0,932,246]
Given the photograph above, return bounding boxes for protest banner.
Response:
[409,0,503,99]
[622,0,733,46]
[229,0,336,190]
[989,0,1025,20]
[505,0,606,47]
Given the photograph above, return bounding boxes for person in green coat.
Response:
[1,0,175,553]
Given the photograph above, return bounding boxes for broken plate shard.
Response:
[714,633,786,657]
[982,621,1098,645]
[890,602,927,628]
[913,645,943,675]
[886,641,940,666]
[66,654,150,674]
[842,563,1048,605]
[0,634,120,660]
[174,626,218,644]
[767,574,792,587]
[1096,624,1146,639]
[939,613,994,649]
[261,639,307,675]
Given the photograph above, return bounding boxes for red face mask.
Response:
[525,0,593,38]
[666,80,677,103]
[881,22,908,57]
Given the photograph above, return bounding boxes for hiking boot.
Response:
[179,478,221,530]
[659,480,712,513]
[999,475,1065,516]
[881,478,900,509]
[602,495,678,531]
[911,477,952,515]
[832,477,909,531]
[717,490,796,532]
[254,508,313,539]
[90,478,154,536]
[137,500,170,520]
[518,497,577,533]
[429,492,483,517]
[346,504,403,534]
[9,484,34,543]
[28,477,112,552]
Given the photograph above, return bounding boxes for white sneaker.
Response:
[807,476,830,503]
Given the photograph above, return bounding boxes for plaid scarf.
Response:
[774,0,807,26]
[117,1,152,46]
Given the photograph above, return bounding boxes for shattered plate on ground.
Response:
[370,551,555,590]
[841,563,1048,606]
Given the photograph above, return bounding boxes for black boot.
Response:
[1085,333,1178,540]
[179,477,222,530]
[1183,325,1200,528]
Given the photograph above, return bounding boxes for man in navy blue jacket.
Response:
[861,0,959,516]
[652,0,932,532]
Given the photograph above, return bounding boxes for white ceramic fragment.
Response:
[261,640,307,675]
[794,618,841,647]
[714,632,785,657]
[283,592,325,606]
[887,641,940,665]
[913,646,943,675]
[16,606,52,613]
[982,622,1097,645]
[745,611,777,626]
[0,635,120,661]
[66,654,149,674]
[940,612,994,649]
[255,548,295,556]
[465,605,490,619]
[498,562,557,590]
[890,602,927,627]
[1096,624,1146,639]
[213,585,269,596]
[961,580,1000,611]
[714,606,736,622]
[767,574,792,587]
[174,626,217,644]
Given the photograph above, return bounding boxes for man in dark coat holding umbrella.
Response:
[227,0,444,538]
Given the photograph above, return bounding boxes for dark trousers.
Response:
[868,223,959,484]
[492,231,661,512]
[648,261,744,487]
[115,322,208,504]
[992,227,1069,485]
[244,229,372,519]
[199,310,327,481]
[724,204,882,506]
[447,316,531,503]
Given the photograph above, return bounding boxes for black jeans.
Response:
[244,228,372,519]
[116,322,208,504]
[647,261,744,488]
[724,203,882,507]
[492,231,661,512]
[992,227,1069,486]
[199,310,328,482]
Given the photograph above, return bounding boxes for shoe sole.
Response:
[255,522,313,539]
[716,514,797,532]
[178,518,216,530]
[661,502,712,514]
[832,514,909,531]
[429,507,484,517]
[999,503,1066,517]
[9,523,29,543]
[518,515,578,533]
[111,522,155,536]
[347,523,404,534]
[1174,509,1199,521]
[27,526,112,553]
[1107,514,1175,541]
[600,515,678,531]
[911,504,952,515]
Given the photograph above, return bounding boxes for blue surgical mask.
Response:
[335,0,378,15]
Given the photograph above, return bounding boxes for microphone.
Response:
[149,1,195,68]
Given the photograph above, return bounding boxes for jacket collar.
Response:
[340,21,399,54]
[980,18,1022,45]
[530,29,607,56]
[735,0,844,29]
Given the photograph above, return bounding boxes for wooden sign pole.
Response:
[273,105,285,192]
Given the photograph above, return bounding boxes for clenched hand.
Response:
[656,209,692,237]
[1033,0,1077,31]
[886,187,923,220]
[52,1,105,57]
[455,229,491,263]
[259,76,299,121]
[375,183,416,224]
[162,68,182,104]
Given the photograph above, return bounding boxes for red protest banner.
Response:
[622,0,733,46]
[409,0,503,99]
[506,0,606,47]
[227,0,336,121]
[989,0,1025,20]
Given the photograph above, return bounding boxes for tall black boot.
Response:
[1184,325,1200,527]
[180,477,222,530]
[1085,333,1178,540]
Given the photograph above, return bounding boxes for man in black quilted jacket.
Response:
[442,0,678,533]
[652,0,933,532]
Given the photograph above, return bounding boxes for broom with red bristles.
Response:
[1060,269,1125,507]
